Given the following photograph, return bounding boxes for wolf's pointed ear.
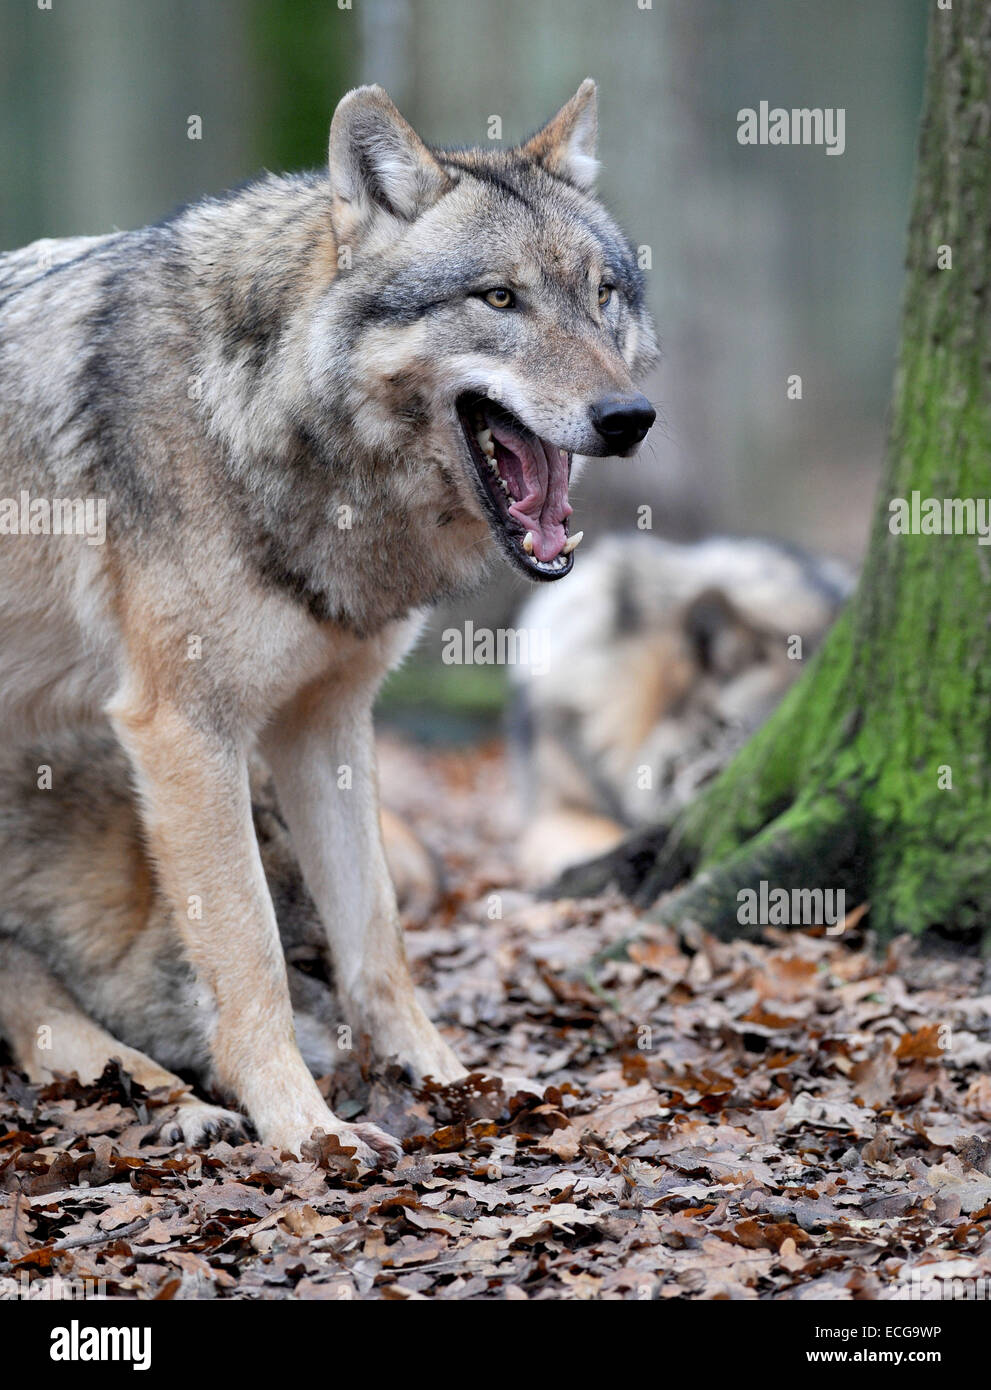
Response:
[328,85,449,231]
[519,79,599,190]
[683,587,763,677]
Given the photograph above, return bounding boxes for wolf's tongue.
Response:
[489,421,572,562]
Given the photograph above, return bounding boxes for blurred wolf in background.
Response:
[0,81,656,1162]
[511,534,852,885]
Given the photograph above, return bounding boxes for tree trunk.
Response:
[637,0,991,939]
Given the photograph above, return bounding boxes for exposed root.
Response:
[650,790,869,939]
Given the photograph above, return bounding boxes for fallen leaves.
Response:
[534,1082,662,1161]
[2,736,991,1300]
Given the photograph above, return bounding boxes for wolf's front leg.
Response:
[109,693,400,1165]
[262,688,467,1085]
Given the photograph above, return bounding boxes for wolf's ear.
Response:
[328,85,449,230]
[519,79,599,190]
[683,587,764,677]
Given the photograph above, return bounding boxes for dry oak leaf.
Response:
[921,1163,991,1215]
[499,1203,607,1246]
[191,1182,279,1219]
[850,1047,897,1109]
[97,1196,161,1231]
[0,1191,35,1256]
[895,1025,946,1062]
[534,1082,662,1160]
[779,1092,874,1138]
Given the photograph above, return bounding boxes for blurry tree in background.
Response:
[249,0,356,171]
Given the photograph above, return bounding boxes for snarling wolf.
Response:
[511,534,851,885]
[0,82,656,1161]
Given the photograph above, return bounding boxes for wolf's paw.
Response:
[157,1099,248,1148]
[342,1121,404,1170]
[300,1118,403,1171]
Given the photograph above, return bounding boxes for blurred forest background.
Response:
[0,0,928,734]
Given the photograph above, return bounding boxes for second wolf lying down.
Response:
[0,81,656,1162]
[512,533,852,883]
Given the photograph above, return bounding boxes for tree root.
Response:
[649,788,869,940]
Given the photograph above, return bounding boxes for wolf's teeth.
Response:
[562,530,584,555]
[500,479,511,496]
[528,548,571,571]
[476,426,495,458]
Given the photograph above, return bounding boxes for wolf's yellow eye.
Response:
[597,283,614,307]
[484,287,514,309]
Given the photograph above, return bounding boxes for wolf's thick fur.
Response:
[0,83,655,1160]
[512,534,852,881]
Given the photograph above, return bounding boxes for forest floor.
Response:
[3,736,991,1301]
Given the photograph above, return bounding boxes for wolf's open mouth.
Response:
[456,393,582,581]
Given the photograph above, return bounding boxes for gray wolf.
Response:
[511,533,851,884]
[0,81,656,1162]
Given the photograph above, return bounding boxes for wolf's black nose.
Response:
[589,393,656,451]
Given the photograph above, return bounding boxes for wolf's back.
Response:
[0,233,115,301]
